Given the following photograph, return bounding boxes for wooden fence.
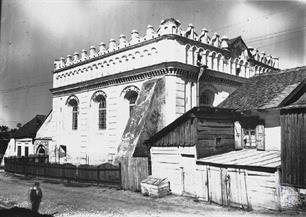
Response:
[4,157,121,186]
[120,157,148,191]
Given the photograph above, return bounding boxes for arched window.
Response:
[67,97,79,130]
[36,145,46,155]
[96,95,106,129]
[125,91,138,115]
[200,89,215,106]
[121,86,140,116]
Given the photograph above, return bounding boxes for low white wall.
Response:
[265,126,281,150]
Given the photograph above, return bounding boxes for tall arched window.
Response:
[91,91,107,130]
[121,86,140,116]
[67,96,79,130]
[125,91,138,115]
[97,95,106,129]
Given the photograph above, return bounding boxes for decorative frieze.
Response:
[54,18,278,72]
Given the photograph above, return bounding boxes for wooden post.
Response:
[234,121,243,150]
[275,168,282,211]
[243,169,251,211]
[256,124,265,151]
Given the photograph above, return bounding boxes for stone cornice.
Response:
[201,68,248,87]
[50,62,200,96]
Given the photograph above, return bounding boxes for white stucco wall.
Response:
[265,126,281,151]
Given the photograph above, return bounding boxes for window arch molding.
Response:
[90,90,107,130]
[65,95,79,106]
[120,85,140,97]
[120,85,140,116]
[36,145,46,155]
[66,95,79,130]
[90,90,107,107]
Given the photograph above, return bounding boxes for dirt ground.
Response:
[0,170,304,217]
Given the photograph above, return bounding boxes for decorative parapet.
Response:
[53,18,279,73]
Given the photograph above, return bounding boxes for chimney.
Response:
[220,35,229,50]
[98,42,107,55]
[108,39,117,52]
[273,57,279,68]
[59,57,66,68]
[89,46,98,58]
[54,59,60,70]
[144,25,156,40]
[80,49,88,61]
[212,32,220,47]
[66,55,73,66]
[73,52,80,64]
[260,51,266,63]
[118,34,128,49]
[130,30,141,45]
[199,28,210,44]
[185,23,195,40]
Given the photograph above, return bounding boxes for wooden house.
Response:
[146,66,306,210]
[4,115,46,159]
[280,82,306,190]
[216,66,306,209]
[219,66,306,152]
[146,106,240,195]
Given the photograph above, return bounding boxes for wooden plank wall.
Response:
[195,165,209,201]
[246,170,279,210]
[195,165,280,210]
[281,112,306,188]
[120,157,148,191]
[196,118,235,158]
[152,118,197,147]
[151,147,183,195]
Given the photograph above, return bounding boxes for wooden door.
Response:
[208,166,223,205]
[227,168,249,209]
[181,156,196,196]
[195,165,209,201]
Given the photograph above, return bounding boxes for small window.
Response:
[25,147,29,157]
[17,146,21,157]
[236,67,241,76]
[59,145,67,158]
[216,138,222,147]
[197,53,202,66]
[243,129,256,148]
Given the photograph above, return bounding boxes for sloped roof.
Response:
[13,115,46,139]
[218,66,306,111]
[197,149,280,173]
[146,106,239,145]
[228,36,252,58]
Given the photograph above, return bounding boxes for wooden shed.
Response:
[146,107,240,195]
[280,89,306,189]
[196,149,282,210]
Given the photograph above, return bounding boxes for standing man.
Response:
[30,182,43,213]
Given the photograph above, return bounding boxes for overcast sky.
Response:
[0,0,305,128]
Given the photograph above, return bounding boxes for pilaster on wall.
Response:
[176,78,186,117]
[191,82,197,108]
[165,76,177,126]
